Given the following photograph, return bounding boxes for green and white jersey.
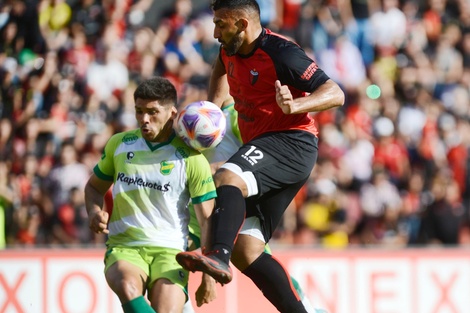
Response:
[202,103,242,163]
[94,129,216,251]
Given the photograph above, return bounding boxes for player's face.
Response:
[135,98,177,142]
[213,9,244,56]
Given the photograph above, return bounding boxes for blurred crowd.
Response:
[1,0,470,249]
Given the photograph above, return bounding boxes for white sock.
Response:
[182,297,195,313]
[301,294,329,313]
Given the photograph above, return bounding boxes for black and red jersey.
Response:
[220,28,330,143]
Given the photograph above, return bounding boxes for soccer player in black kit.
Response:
[176,0,345,312]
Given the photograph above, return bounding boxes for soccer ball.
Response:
[175,101,226,151]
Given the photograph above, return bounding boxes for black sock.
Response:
[210,185,246,264]
[242,253,307,313]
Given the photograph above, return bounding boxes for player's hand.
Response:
[89,210,109,234]
[275,80,294,114]
[195,273,217,306]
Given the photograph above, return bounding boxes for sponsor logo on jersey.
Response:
[201,176,213,186]
[175,146,190,159]
[160,161,174,175]
[250,69,258,85]
[122,133,139,145]
[125,152,135,163]
[300,62,318,80]
[116,172,170,191]
[178,270,186,281]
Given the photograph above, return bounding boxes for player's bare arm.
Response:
[195,273,217,307]
[193,200,217,306]
[84,174,112,234]
[193,200,214,250]
[208,57,230,107]
[275,79,345,114]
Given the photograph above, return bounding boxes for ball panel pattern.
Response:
[176,101,226,151]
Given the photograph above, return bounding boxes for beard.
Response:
[222,32,244,56]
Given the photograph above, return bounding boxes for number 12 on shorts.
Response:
[241,145,264,165]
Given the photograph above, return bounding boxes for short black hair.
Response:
[133,76,177,105]
[211,0,260,15]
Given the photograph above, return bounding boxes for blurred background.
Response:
[1,0,470,312]
[2,0,470,250]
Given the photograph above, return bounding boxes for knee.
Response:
[107,276,144,303]
[231,238,265,271]
[214,168,239,187]
[214,168,250,196]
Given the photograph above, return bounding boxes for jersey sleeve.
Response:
[271,41,330,92]
[185,153,217,204]
[93,133,122,181]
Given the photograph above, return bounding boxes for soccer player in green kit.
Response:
[84,77,217,313]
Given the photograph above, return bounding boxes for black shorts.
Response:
[226,130,318,241]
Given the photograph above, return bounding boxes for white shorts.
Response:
[240,216,266,243]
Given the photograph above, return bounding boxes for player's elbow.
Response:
[330,80,345,108]
[335,88,346,108]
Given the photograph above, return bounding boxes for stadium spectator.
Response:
[256,0,282,31]
[299,178,350,248]
[38,0,73,51]
[417,172,467,245]
[0,160,15,249]
[69,0,106,46]
[355,167,405,245]
[307,0,344,53]
[33,141,88,245]
[400,168,427,245]
[372,116,411,187]
[370,0,407,58]
[337,0,377,67]
[316,33,368,92]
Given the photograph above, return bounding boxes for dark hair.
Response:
[133,76,177,105]
[211,0,260,15]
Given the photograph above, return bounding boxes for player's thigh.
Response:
[256,177,309,242]
[104,247,149,300]
[148,278,186,313]
[232,232,266,271]
[147,247,189,309]
[225,131,317,196]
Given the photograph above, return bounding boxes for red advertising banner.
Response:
[1,248,469,313]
